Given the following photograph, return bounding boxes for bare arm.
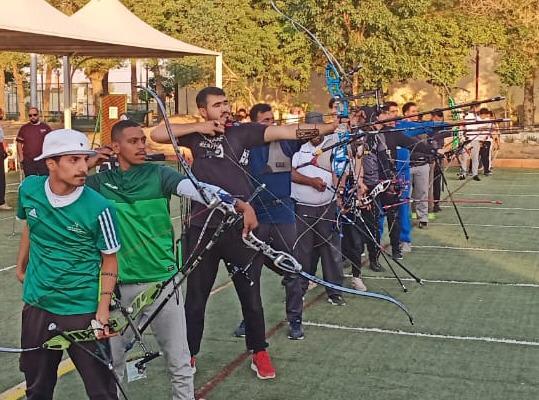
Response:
[16,221,30,283]
[95,252,118,338]
[17,142,24,162]
[151,121,225,143]
[292,168,327,192]
[264,122,337,143]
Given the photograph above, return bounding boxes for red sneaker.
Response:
[190,356,197,374]
[251,350,276,379]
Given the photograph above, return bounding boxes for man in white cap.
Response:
[15,129,121,400]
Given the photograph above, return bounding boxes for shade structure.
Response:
[0,0,222,127]
[0,0,219,57]
[69,0,220,57]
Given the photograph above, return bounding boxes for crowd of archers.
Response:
[3,85,505,400]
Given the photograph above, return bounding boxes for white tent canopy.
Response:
[0,0,222,126]
[70,0,220,58]
[0,0,219,58]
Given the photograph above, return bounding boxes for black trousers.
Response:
[22,160,49,177]
[341,216,365,277]
[255,223,303,323]
[20,305,118,400]
[479,141,491,173]
[378,191,401,253]
[433,162,442,206]
[294,202,343,297]
[0,152,6,205]
[184,225,268,355]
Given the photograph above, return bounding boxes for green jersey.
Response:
[86,163,185,284]
[17,176,120,315]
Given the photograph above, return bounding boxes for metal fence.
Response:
[1,82,198,121]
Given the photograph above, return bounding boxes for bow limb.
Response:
[299,271,414,325]
[0,346,41,353]
[242,233,414,324]
[269,0,348,80]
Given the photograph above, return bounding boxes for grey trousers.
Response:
[110,280,194,400]
[411,164,430,223]
[294,202,344,297]
[460,140,481,176]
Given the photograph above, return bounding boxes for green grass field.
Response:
[1,168,538,400]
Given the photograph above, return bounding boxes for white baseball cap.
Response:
[34,129,96,161]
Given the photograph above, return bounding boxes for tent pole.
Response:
[215,54,223,88]
[63,56,72,129]
[30,54,38,108]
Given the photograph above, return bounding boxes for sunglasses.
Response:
[29,113,38,117]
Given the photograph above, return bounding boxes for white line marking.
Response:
[0,215,15,221]
[303,321,539,347]
[430,222,539,229]
[461,193,539,197]
[413,245,539,254]
[0,265,16,272]
[344,274,539,288]
[440,206,539,211]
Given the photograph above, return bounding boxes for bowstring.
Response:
[219,131,354,271]
[218,130,401,296]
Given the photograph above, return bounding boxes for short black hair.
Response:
[249,103,272,122]
[478,107,490,115]
[430,109,444,119]
[402,102,417,115]
[196,87,226,108]
[111,119,140,141]
[329,98,336,109]
[381,101,398,112]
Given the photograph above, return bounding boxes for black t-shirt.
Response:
[177,122,267,227]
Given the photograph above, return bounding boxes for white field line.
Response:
[344,274,539,288]
[0,265,16,273]
[430,222,539,229]
[303,321,539,347]
[413,245,539,254]
[461,193,539,197]
[440,205,539,211]
[496,184,539,187]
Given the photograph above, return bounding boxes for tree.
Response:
[124,0,312,106]
[46,0,88,15]
[0,52,30,120]
[79,59,123,115]
[269,0,502,103]
[459,0,539,125]
[41,55,61,114]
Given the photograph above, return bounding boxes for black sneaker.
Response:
[418,221,428,229]
[472,175,481,181]
[484,171,492,176]
[369,261,385,272]
[327,294,346,306]
[287,320,305,340]
[458,174,466,180]
[233,320,246,338]
[392,250,404,260]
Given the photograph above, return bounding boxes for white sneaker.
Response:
[401,242,412,253]
[351,277,367,291]
[0,203,12,211]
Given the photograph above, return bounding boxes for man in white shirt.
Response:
[460,107,483,181]
[291,112,345,306]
